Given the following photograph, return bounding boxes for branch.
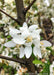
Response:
[15,0,25,25]
[0,55,26,64]
[25,0,36,13]
[0,9,20,24]
[47,34,53,40]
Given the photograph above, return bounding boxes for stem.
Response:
[0,9,20,24]
[25,56,35,73]
[25,0,36,14]
[0,55,25,64]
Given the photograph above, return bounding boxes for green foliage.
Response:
[46,47,52,51]
[7,35,11,39]
[13,54,17,59]
[46,47,54,56]
[0,63,17,75]
[32,5,38,10]
[40,60,50,75]
[0,24,5,27]
[33,59,43,65]
[23,73,29,75]
[40,36,44,40]
[51,51,54,56]
[1,46,6,52]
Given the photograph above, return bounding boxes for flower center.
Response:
[40,42,44,45]
[16,44,21,48]
[26,36,32,43]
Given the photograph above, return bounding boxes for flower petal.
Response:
[20,22,28,32]
[44,0,50,6]
[51,18,54,23]
[33,46,42,58]
[40,40,52,47]
[33,39,40,46]
[23,22,28,27]
[12,36,26,44]
[25,42,32,47]
[19,47,24,58]
[9,27,20,37]
[4,41,16,47]
[30,29,41,39]
[24,46,32,58]
[22,30,30,38]
[29,25,38,31]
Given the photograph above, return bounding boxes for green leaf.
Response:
[51,51,54,56]
[40,36,44,40]
[7,35,11,39]
[33,59,43,64]
[40,60,50,75]
[46,47,52,51]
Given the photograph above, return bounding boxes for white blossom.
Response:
[4,22,52,58]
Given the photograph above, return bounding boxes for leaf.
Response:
[51,51,54,56]
[40,36,44,40]
[46,47,52,51]
[40,60,50,75]
[7,35,11,39]
[33,59,43,64]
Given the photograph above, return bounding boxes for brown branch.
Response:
[15,0,25,25]
[0,55,26,64]
[47,34,53,40]
[0,9,20,24]
[25,0,36,13]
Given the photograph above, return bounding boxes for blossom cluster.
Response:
[4,22,52,58]
[4,22,42,58]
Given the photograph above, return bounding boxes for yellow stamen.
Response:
[40,42,44,45]
[26,36,32,43]
[16,44,21,48]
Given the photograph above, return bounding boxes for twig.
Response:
[25,0,36,13]
[47,35,53,40]
[26,17,30,23]
[0,9,20,24]
[0,55,26,64]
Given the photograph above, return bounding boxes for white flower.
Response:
[4,22,42,58]
[51,18,54,23]
[40,40,52,47]
[0,38,5,44]
[0,2,2,6]
[19,23,42,58]
[50,61,54,75]
[5,0,14,4]
[44,0,50,7]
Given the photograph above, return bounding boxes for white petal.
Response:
[33,29,41,34]
[20,22,28,32]
[33,39,40,46]
[22,30,30,38]
[19,47,24,58]
[4,41,16,47]
[9,27,20,37]
[40,40,52,47]
[24,46,32,58]
[33,46,42,58]
[25,42,32,46]
[51,18,54,23]
[44,0,50,6]
[29,25,38,31]
[30,29,41,39]
[23,22,28,27]
[12,37,26,44]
